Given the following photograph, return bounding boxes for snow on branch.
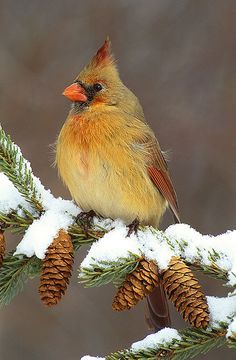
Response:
[0,173,30,214]
[0,126,43,212]
[0,125,79,258]
[1,126,236,359]
[166,224,236,285]
[79,222,235,287]
[85,327,227,359]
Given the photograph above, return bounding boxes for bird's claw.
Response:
[127,218,140,237]
[76,210,96,237]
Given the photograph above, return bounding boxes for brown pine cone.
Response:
[112,259,159,311]
[39,230,74,306]
[0,230,5,266]
[162,257,209,328]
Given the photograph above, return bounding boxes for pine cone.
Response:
[162,257,209,328]
[39,230,74,306]
[0,230,5,266]
[112,259,159,311]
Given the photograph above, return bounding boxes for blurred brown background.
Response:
[0,0,236,359]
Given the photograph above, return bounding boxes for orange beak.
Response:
[62,83,88,102]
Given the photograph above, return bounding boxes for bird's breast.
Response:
[56,112,166,227]
[56,113,115,195]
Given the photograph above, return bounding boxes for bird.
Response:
[56,39,180,330]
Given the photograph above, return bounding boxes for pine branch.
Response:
[154,229,230,283]
[0,251,41,305]
[1,210,105,246]
[78,250,229,288]
[0,208,36,234]
[0,217,233,310]
[106,328,226,360]
[79,254,140,287]
[0,206,232,289]
[171,328,226,360]
[190,261,228,282]
[68,223,106,250]
[0,127,43,212]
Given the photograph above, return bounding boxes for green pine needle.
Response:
[171,328,226,360]
[106,328,227,360]
[0,209,36,234]
[79,254,140,287]
[0,127,43,212]
[0,252,42,305]
[190,261,228,282]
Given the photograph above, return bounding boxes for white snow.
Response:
[137,228,174,270]
[166,224,236,285]
[1,160,80,259]
[0,130,80,259]
[93,216,117,231]
[14,197,78,259]
[0,153,80,259]
[80,222,236,281]
[11,152,81,259]
[131,328,181,351]
[0,125,36,200]
[207,295,236,328]
[80,223,174,272]
[0,125,81,259]
[0,173,31,214]
[80,220,141,269]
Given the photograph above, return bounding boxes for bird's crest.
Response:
[90,38,114,68]
[77,37,119,86]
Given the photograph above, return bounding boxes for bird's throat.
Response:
[71,101,89,113]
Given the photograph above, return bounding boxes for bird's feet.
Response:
[76,210,96,237]
[127,218,140,237]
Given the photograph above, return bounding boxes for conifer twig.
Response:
[106,328,227,360]
[79,254,140,288]
[0,252,41,305]
[0,126,43,212]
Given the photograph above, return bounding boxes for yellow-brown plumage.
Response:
[56,39,179,227]
[57,106,167,227]
[56,38,180,330]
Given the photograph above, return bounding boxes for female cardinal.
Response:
[56,39,180,329]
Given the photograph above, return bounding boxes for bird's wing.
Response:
[148,165,180,223]
[131,122,180,223]
[146,138,180,223]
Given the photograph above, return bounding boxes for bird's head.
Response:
[63,38,125,111]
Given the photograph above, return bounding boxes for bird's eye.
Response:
[93,83,103,92]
